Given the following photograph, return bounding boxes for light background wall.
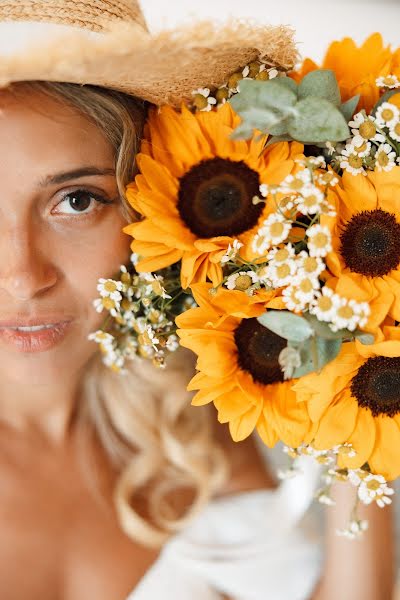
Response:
[141,0,399,61]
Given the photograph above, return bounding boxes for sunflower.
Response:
[293,326,400,481]
[175,283,313,447]
[292,33,398,112]
[322,168,400,330]
[124,103,303,289]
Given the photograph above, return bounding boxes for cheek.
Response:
[59,213,132,325]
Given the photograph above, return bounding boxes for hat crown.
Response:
[0,0,147,33]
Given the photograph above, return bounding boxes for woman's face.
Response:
[0,88,131,385]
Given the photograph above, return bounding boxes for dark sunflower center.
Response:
[340,209,400,277]
[177,158,262,238]
[350,356,400,417]
[234,318,286,385]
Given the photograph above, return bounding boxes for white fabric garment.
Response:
[127,455,323,600]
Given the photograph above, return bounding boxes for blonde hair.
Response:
[9,81,229,548]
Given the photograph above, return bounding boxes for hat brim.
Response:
[0,20,298,107]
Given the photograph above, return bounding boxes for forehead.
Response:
[0,87,114,177]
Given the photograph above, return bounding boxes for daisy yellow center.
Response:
[383,76,397,86]
[312,232,329,249]
[340,209,400,277]
[234,318,286,385]
[192,94,209,110]
[303,195,318,208]
[337,305,354,320]
[348,154,363,169]
[381,108,395,122]
[104,281,118,293]
[367,480,381,491]
[270,222,284,238]
[102,297,116,310]
[394,123,400,136]
[235,274,253,290]
[359,121,377,139]
[275,248,290,262]
[351,356,400,417]
[276,264,291,279]
[289,178,304,191]
[317,296,333,312]
[354,142,368,154]
[177,158,262,238]
[303,256,319,273]
[299,279,313,293]
[377,151,389,167]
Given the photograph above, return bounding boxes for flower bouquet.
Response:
[90,33,400,537]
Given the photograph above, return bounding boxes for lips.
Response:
[0,319,73,353]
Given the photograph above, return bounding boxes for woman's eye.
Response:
[54,190,112,216]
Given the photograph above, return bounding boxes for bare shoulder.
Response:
[213,421,278,497]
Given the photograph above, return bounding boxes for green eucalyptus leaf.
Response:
[354,331,375,345]
[288,97,350,143]
[273,76,298,94]
[230,79,297,137]
[291,337,342,378]
[340,95,360,122]
[298,69,341,106]
[257,310,314,343]
[264,134,293,148]
[229,122,255,140]
[372,89,400,114]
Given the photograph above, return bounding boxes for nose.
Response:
[0,226,58,301]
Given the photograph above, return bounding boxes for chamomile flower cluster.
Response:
[337,96,400,175]
[280,442,393,539]
[89,255,193,372]
[191,60,286,110]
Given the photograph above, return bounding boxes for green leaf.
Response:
[230,79,297,137]
[340,95,360,122]
[264,134,293,148]
[291,337,342,378]
[229,122,255,140]
[257,310,314,343]
[288,97,350,143]
[298,69,341,106]
[273,76,298,94]
[354,331,375,345]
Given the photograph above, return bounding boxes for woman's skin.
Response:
[0,89,274,600]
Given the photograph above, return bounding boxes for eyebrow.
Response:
[39,166,116,187]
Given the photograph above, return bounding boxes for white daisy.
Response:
[278,169,312,194]
[309,286,340,323]
[191,87,217,112]
[93,296,120,317]
[330,298,370,332]
[267,258,297,288]
[376,74,400,89]
[358,474,395,508]
[252,213,291,255]
[336,519,369,540]
[267,243,296,264]
[350,137,372,157]
[296,185,325,215]
[282,285,308,312]
[225,270,259,292]
[166,334,180,352]
[349,112,385,143]
[296,251,325,279]
[291,273,320,304]
[306,224,332,258]
[97,278,123,301]
[220,239,243,264]
[375,143,397,172]
[340,144,366,175]
[389,120,400,142]
[375,102,400,128]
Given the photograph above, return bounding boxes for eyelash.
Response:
[52,188,116,217]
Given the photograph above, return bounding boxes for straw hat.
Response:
[0,0,298,107]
